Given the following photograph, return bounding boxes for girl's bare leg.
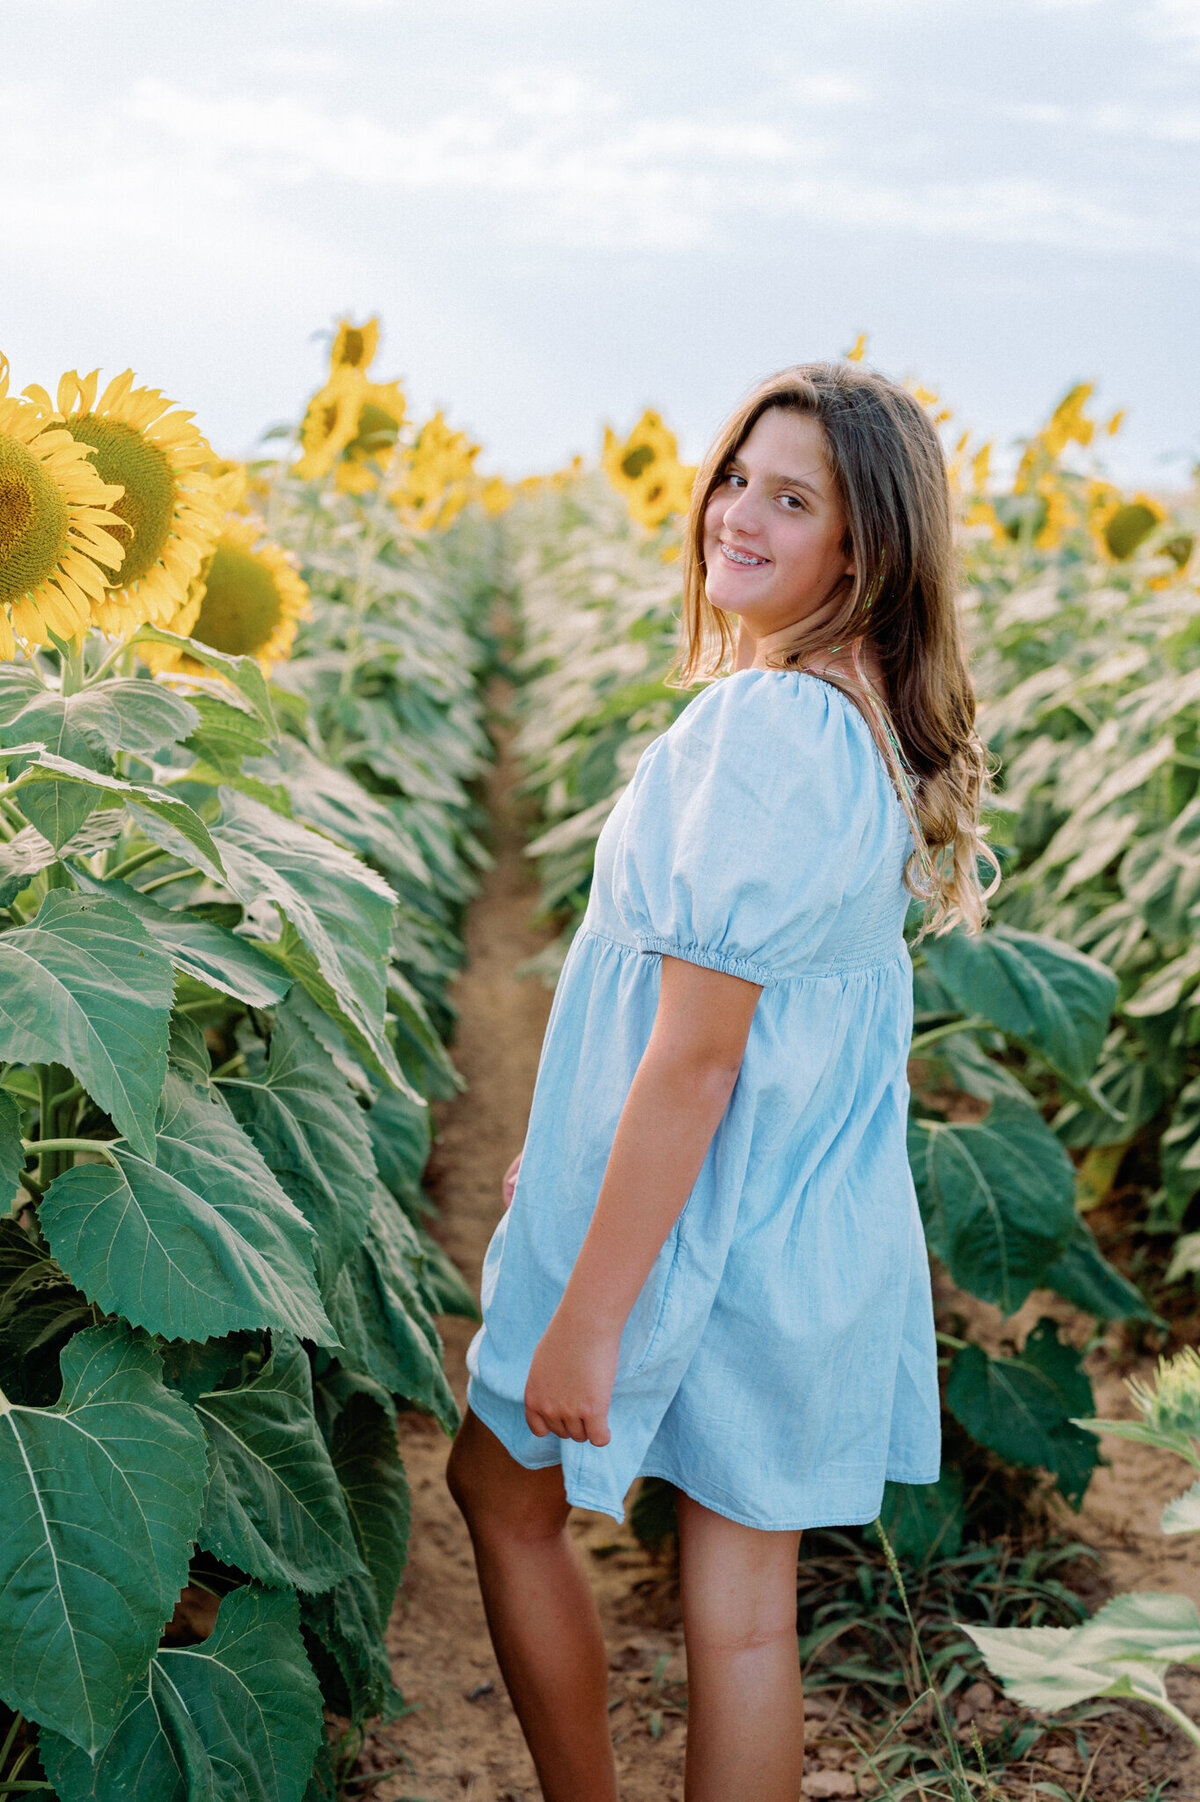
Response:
[446,1409,618,1802]
[676,1489,805,1802]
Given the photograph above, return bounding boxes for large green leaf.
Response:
[250,735,430,887]
[0,664,42,725]
[14,749,226,873]
[329,1389,410,1617]
[0,810,126,910]
[132,626,278,732]
[197,1333,365,1592]
[366,1085,432,1213]
[2,681,200,769]
[1161,1071,1200,1220]
[945,1319,1100,1507]
[219,999,375,1293]
[869,1467,965,1565]
[922,924,1118,1086]
[300,1568,402,1723]
[211,789,406,1091]
[0,1218,93,1409]
[325,1188,457,1429]
[907,1098,1077,1314]
[41,1584,324,1802]
[72,869,291,1006]
[0,1323,207,1753]
[40,1073,332,1344]
[964,1591,1200,1712]
[0,891,173,1160]
[1041,1216,1161,1324]
[182,683,276,776]
[0,1090,21,1210]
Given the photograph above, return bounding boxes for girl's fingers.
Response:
[525,1406,549,1437]
[586,1416,612,1448]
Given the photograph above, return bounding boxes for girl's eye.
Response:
[724,471,746,490]
[781,493,806,511]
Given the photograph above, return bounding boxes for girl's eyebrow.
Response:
[727,455,827,497]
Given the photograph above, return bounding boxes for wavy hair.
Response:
[669,361,1000,937]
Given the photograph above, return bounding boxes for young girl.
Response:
[447,362,998,1802]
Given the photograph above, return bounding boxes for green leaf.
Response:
[964,1591,1200,1712]
[197,1332,365,1593]
[0,664,43,725]
[0,891,174,1160]
[251,735,430,888]
[325,1188,457,1429]
[413,1222,479,1320]
[946,1319,1100,1507]
[922,924,1118,1086]
[0,823,58,908]
[72,869,291,1006]
[15,750,226,874]
[1161,1072,1200,1220]
[218,998,375,1294]
[1041,1217,1162,1324]
[0,1322,208,1753]
[182,684,275,776]
[212,789,408,1093]
[1053,1050,1165,1149]
[40,1072,332,1344]
[168,1010,213,1083]
[868,1466,965,1565]
[0,1218,93,1409]
[0,692,114,774]
[366,1086,432,1213]
[300,1568,402,1724]
[1161,1477,1200,1535]
[329,1389,410,1618]
[133,626,278,733]
[907,1099,1078,1315]
[41,1584,324,1802]
[0,1090,21,1210]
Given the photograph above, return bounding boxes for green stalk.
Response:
[910,1016,992,1057]
[105,844,170,883]
[1146,1693,1200,1750]
[84,635,135,688]
[22,1137,121,1172]
[140,866,203,895]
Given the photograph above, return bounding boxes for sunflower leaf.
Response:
[39,1071,333,1344]
[0,890,173,1160]
[218,996,375,1293]
[196,1332,365,1592]
[72,868,292,1007]
[0,1322,208,1754]
[14,749,226,872]
[946,1319,1100,1507]
[39,1584,324,1802]
[329,1388,410,1618]
[133,626,278,732]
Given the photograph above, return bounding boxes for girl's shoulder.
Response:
[670,667,879,767]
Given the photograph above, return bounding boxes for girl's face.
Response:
[702,409,855,646]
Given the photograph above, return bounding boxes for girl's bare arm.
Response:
[524,954,763,1445]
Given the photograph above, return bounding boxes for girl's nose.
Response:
[722,486,760,535]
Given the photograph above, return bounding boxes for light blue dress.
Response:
[466,668,941,1529]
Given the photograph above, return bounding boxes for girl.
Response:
[447,362,998,1802]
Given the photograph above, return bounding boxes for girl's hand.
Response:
[524,1308,621,1446]
[502,1151,522,1209]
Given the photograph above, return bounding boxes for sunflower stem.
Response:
[22,1137,121,1172]
[140,865,203,894]
[59,637,86,697]
[105,844,169,882]
[84,636,133,688]
[909,1015,992,1055]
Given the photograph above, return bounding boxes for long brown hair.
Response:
[670,361,999,936]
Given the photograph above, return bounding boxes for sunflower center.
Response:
[192,542,282,656]
[67,414,177,588]
[622,444,656,480]
[0,430,70,607]
[339,328,366,368]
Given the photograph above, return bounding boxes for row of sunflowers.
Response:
[0,325,502,1800]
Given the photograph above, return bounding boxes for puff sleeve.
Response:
[609,670,892,986]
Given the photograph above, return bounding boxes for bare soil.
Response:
[373,709,1200,1802]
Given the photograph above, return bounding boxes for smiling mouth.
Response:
[719,542,771,567]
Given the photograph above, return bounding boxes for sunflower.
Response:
[0,355,126,655]
[602,412,695,531]
[331,315,380,374]
[294,366,369,482]
[23,368,222,641]
[335,379,408,495]
[391,412,481,532]
[1097,493,1168,561]
[187,515,309,671]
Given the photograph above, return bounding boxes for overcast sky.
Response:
[3,0,1197,486]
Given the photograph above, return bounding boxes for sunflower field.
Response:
[2,317,1199,1795]
[0,330,500,1799]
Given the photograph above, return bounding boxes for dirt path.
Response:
[379,704,687,1802]
[376,697,1200,1802]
